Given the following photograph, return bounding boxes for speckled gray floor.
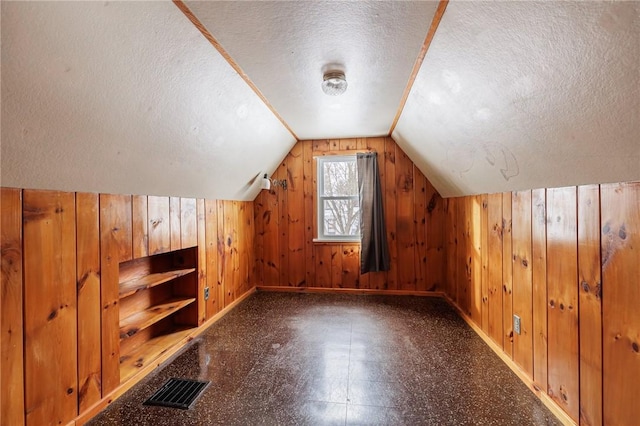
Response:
[88,292,559,426]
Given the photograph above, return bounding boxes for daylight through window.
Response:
[316,155,360,241]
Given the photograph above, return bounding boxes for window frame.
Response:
[315,155,361,243]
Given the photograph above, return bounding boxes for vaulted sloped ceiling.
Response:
[2,1,638,200]
[393,1,640,197]
[1,1,296,201]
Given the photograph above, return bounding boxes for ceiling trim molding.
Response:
[173,0,299,141]
[388,0,449,135]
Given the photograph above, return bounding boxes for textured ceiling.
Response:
[1,1,295,200]
[184,0,438,140]
[393,1,640,197]
[2,1,638,200]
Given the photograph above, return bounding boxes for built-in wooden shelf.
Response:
[119,327,193,383]
[119,297,196,340]
[119,268,196,298]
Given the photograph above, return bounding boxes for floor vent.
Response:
[143,378,210,409]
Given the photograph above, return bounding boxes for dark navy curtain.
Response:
[357,152,390,273]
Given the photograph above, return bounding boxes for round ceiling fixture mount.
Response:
[322,71,348,96]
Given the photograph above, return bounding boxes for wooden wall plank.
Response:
[23,190,77,425]
[512,190,534,378]
[303,140,316,288]
[224,201,237,305]
[262,180,279,286]
[331,245,343,288]
[414,169,427,291]
[445,198,458,301]
[99,194,130,393]
[277,160,288,287]
[196,199,207,325]
[315,245,332,288]
[470,195,483,324]
[217,201,226,309]
[531,188,548,392]
[546,186,579,421]
[132,195,148,259]
[395,146,416,291]
[254,192,265,287]
[384,138,398,290]
[147,196,170,255]
[76,193,102,413]
[287,143,305,287]
[502,192,514,357]
[487,193,503,347]
[204,199,219,318]
[480,194,489,333]
[181,198,197,249]
[425,179,444,292]
[245,202,255,291]
[169,197,181,251]
[601,182,639,426]
[1,188,24,426]
[342,245,360,288]
[456,197,470,314]
[233,202,241,298]
[577,184,602,426]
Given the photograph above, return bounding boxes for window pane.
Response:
[322,160,357,196]
[322,199,360,236]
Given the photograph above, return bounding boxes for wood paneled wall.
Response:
[444,182,640,426]
[254,137,446,292]
[0,188,254,426]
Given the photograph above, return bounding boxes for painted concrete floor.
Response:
[88,292,559,425]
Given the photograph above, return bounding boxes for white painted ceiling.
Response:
[393,1,639,197]
[184,0,438,140]
[2,1,638,200]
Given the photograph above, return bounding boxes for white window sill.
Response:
[313,238,361,244]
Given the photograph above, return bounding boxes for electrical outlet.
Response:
[204,287,210,300]
[513,315,521,335]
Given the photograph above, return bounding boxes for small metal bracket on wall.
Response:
[204,287,210,300]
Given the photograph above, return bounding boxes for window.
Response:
[316,155,360,241]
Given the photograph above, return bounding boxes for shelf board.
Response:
[119,297,196,340]
[119,268,196,298]
[119,327,194,384]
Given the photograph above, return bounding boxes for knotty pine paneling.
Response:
[287,142,305,287]
[181,198,198,249]
[99,194,131,394]
[384,139,399,290]
[531,188,548,393]
[512,190,533,378]
[23,190,77,426]
[148,196,170,255]
[1,188,24,426]
[445,182,639,423]
[76,193,102,412]
[425,179,445,292]
[169,197,181,251]
[1,187,255,425]
[196,199,207,325]
[502,192,514,356]
[601,182,639,426]
[480,195,489,333]
[547,187,579,421]
[486,193,503,347]
[205,199,220,319]
[132,195,148,259]
[254,137,446,293]
[577,185,602,426]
